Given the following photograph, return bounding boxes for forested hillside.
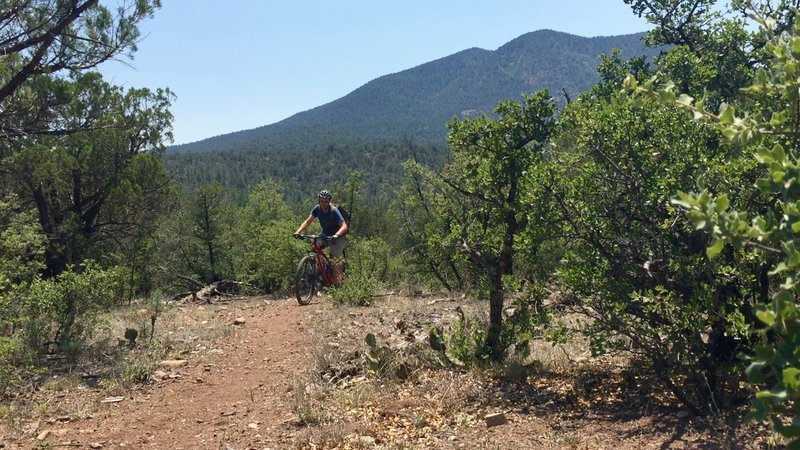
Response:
[165,139,445,203]
[166,30,660,200]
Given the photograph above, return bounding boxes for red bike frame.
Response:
[306,235,336,287]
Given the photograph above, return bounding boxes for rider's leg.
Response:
[330,237,348,285]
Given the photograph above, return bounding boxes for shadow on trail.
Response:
[471,365,756,450]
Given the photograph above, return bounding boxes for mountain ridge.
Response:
[170,29,657,154]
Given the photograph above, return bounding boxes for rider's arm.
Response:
[333,220,348,238]
[295,214,315,234]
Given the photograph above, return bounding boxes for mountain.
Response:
[170,30,659,155]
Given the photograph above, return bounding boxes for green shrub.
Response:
[0,336,36,398]
[327,237,390,306]
[440,309,490,367]
[655,13,800,441]
[233,219,300,294]
[231,180,298,294]
[120,342,165,385]
[24,262,123,353]
[329,272,378,306]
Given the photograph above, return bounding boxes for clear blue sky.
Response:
[100,1,652,145]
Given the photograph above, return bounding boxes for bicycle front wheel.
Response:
[295,255,318,305]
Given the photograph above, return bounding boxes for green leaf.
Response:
[658,89,676,103]
[721,127,737,140]
[621,74,638,91]
[707,238,724,258]
[783,367,800,390]
[719,103,735,125]
[770,262,789,275]
[756,309,777,326]
[747,398,770,421]
[757,147,774,164]
[756,387,787,400]
[747,361,767,383]
[773,144,786,162]
[714,195,729,213]
[775,420,800,440]
[791,37,800,57]
[671,191,699,208]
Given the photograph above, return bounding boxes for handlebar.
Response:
[295,233,336,242]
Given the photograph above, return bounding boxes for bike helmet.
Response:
[318,189,332,200]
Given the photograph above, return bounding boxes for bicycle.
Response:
[294,234,343,305]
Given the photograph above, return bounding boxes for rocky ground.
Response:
[0,294,780,449]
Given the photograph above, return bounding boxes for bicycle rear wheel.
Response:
[295,255,318,305]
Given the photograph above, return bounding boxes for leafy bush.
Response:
[327,237,389,306]
[231,180,299,293]
[654,12,800,443]
[119,341,166,385]
[328,272,378,307]
[434,308,490,367]
[547,58,762,413]
[0,336,37,398]
[24,262,123,353]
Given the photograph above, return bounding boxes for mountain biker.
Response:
[293,189,349,284]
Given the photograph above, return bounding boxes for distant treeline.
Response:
[164,139,447,203]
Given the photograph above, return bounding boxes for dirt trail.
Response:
[33,299,311,450]
[2,295,771,450]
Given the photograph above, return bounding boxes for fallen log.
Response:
[176,279,262,303]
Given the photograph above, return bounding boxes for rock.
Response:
[152,370,168,381]
[36,430,50,440]
[676,410,691,419]
[55,415,71,422]
[160,359,188,369]
[100,396,125,403]
[484,412,507,427]
[233,317,246,325]
[89,444,103,449]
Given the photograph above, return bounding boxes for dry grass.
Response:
[292,421,372,449]
[0,294,774,449]
[290,294,774,449]
[291,372,334,426]
[0,297,244,442]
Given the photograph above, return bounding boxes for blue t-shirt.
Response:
[311,205,344,236]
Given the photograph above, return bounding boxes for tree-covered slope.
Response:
[170,30,658,154]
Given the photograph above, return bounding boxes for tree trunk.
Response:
[486,266,505,361]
